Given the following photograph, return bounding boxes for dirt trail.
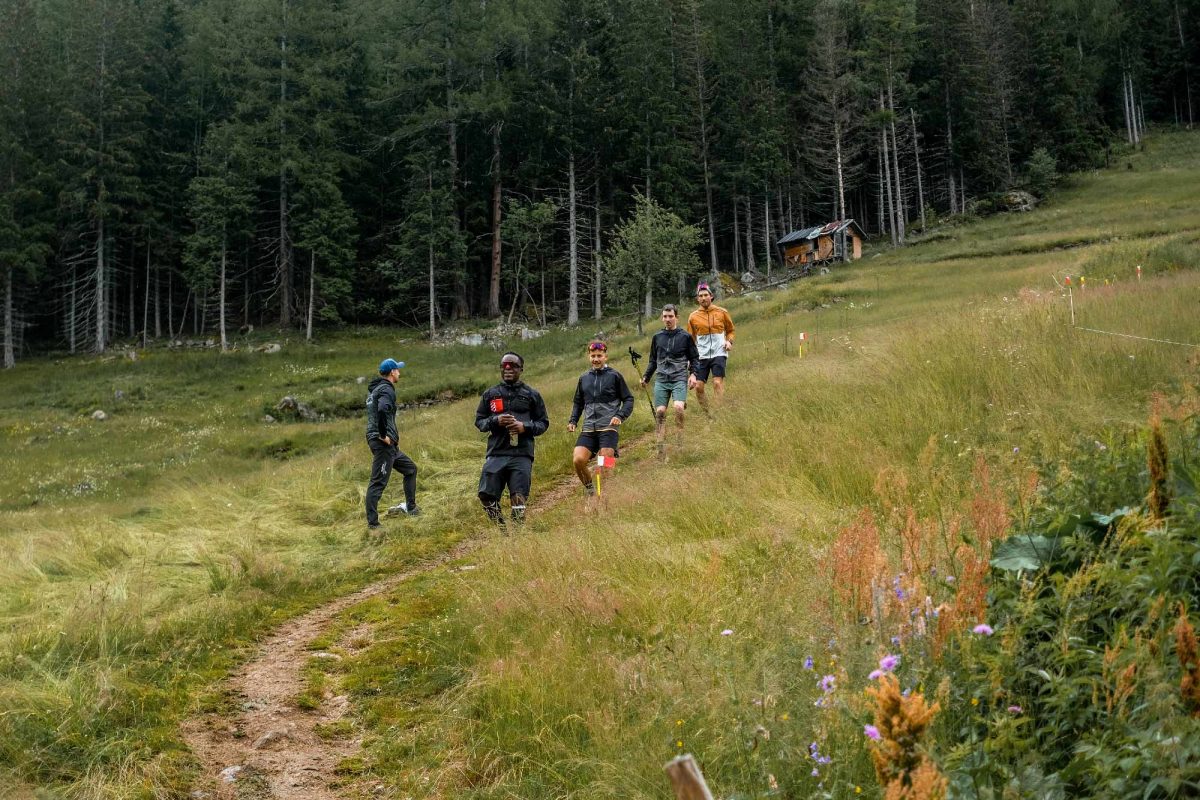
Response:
[181,464,620,799]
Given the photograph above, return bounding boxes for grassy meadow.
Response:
[2,130,1200,798]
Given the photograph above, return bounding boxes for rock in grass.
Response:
[218,765,242,782]
[262,414,276,424]
[252,727,292,749]
[92,410,107,421]
[276,396,319,422]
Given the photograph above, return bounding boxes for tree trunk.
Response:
[167,268,174,341]
[154,254,161,338]
[446,49,468,320]
[69,263,77,354]
[644,279,653,318]
[911,108,926,230]
[128,240,135,338]
[305,250,314,342]
[220,234,228,351]
[428,171,437,335]
[593,179,602,320]
[1122,68,1134,144]
[886,77,906,244]
[567,151,579,325]
[488,122,502,317]
[688,1,718,275]
[3,267,13,368]
[877,147,886,234]
[1177,1,1194,128]
[95,215,106,353]
[834,117,847,221]
[762,185,772,281]
[880,115,898,247]
[743,197,755,271]
[142,237,150,348]
[278,1,293,327]
[732,200,741,272]
[945,83,958,215]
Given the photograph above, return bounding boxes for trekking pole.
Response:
[628,347,656,416]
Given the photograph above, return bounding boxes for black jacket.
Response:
[365,376,399,444]
[569,366,635,431]
[643,327,699,384]
[475,381,550,459]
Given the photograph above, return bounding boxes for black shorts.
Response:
[478,455,533,500]
[575,429,620,456]
[694,356,727,382]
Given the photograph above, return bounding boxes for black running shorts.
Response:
[575,429,620,456]
[478,455,533,500]
[694,356,727,382]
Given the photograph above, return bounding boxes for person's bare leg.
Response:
[712,376,725,401]
[694,380,709,413]
[572,446,593,487]
[597,447,617,506]
[655,405,667,454]
[672,400,686,448]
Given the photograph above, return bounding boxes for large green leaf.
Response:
[990,534,1065,572]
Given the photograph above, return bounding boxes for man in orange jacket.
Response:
[686,283,735,409]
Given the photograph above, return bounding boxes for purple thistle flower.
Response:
[973,623,994,636]
[864,724,881,741]
[879,654,900,672]
[819,674,837,693]
[868,669,884,681]
[1007,705,1023,714]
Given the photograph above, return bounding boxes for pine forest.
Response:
[1,0,1198,366]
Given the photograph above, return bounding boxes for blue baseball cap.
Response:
[378,358,405,373]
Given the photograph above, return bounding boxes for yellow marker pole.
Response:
[595,466,601,498]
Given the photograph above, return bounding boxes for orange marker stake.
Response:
[1137,265,1143,281]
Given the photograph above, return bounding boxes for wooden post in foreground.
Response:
[664,754,715,800]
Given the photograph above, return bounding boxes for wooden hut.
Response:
[777,220,865,267]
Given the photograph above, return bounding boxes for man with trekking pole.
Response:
[639,304,699,456]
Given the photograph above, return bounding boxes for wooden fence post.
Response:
[664,754,715,800]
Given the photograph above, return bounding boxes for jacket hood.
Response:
[368,376,390,392]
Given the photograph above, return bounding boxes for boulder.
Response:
[356,376,367,384]
[1001,190,1038,212]
[92,410,108,421]
[520,327,547,341]
[257,342,282,354]
[456,333,485,346]
[262,414,277,424]
[276,396,319,422]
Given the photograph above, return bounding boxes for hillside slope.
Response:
[1,132,1199,797]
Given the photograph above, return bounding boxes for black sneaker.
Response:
[385,503,407,517]
[405,505,422,517]
[367,523,382,531]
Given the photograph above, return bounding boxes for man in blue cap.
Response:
[365,357,420,530]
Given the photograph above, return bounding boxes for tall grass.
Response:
[2,130,1199,797]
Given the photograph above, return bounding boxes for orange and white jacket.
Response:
[686,305,735,359]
